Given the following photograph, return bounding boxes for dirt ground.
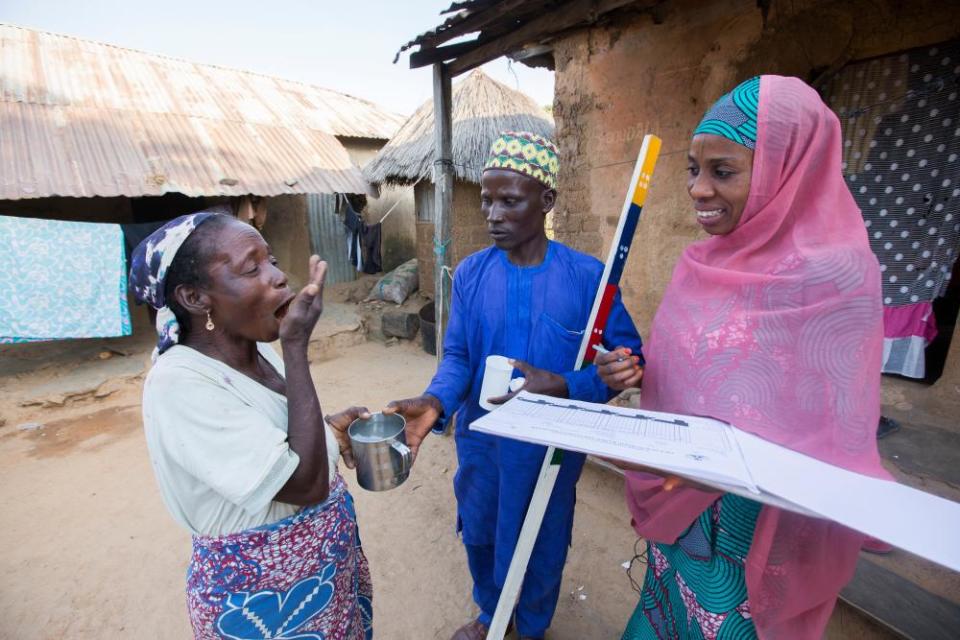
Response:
[0,331,898,639]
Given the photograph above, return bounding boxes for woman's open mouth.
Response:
[274,295,295,321]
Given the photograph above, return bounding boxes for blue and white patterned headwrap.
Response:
[129,210,222,356]
[693,76,760,150]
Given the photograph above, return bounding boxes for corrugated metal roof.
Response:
[0,24,406,199]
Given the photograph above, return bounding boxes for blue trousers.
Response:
[454,429,586,637]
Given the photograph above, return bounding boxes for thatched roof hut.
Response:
[363,70,553,297]
[363,70,553,187]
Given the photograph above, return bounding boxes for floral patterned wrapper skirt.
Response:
[623,494,761,640]
[186,475,373,640]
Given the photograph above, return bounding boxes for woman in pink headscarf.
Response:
[595,75,889,639]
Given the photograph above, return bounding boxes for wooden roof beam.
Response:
[417,0,537,50]
[447,0,645,76]
[410,40,484,68]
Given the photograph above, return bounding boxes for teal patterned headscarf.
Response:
[693,76,760,149]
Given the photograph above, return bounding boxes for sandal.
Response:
[450,620,489,640]
[877,416,901,439]
[450,618,515,640]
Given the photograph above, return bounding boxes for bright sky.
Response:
[2,0,555,117]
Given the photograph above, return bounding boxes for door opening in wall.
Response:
[822,39,960,384]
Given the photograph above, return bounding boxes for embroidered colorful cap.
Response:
[483,131,560,189]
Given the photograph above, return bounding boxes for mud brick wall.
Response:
[550,0,960,336]
[416,179,488,297]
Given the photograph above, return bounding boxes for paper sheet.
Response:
[471,392,757,491]
[735,430,960,572]
[470,392,960,572]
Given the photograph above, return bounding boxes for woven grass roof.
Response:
[363,70,553,186]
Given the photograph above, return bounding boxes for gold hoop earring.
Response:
[205,311,215,331]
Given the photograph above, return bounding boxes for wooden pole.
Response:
[486,135,663,640]
[432,62,454,361]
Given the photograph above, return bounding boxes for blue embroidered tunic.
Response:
[425,241,643,636]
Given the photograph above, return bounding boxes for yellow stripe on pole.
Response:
[631,134,661,207]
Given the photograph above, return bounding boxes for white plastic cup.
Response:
[479,355,514,411]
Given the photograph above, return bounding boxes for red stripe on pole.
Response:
[583,283,620,364]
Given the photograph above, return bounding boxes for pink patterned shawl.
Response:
[626,75,889,639]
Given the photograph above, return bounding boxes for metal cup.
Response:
[348,412,413,491]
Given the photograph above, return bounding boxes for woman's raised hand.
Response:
[280,255,327,345]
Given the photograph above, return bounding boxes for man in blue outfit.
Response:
[385,131,643,640]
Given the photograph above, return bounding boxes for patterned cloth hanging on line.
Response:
[0,215,132,343]
[822,40,960,378]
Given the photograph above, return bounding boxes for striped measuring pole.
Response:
[486,134,662,640]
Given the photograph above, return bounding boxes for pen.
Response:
[592,344,625,362]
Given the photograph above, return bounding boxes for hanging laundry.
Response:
[342,197,363,272]
[883,303,939,378]
[0,215,133,343]
[360,222,382,274]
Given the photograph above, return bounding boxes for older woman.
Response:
[130,210,372,640]
[597,76,889,639]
